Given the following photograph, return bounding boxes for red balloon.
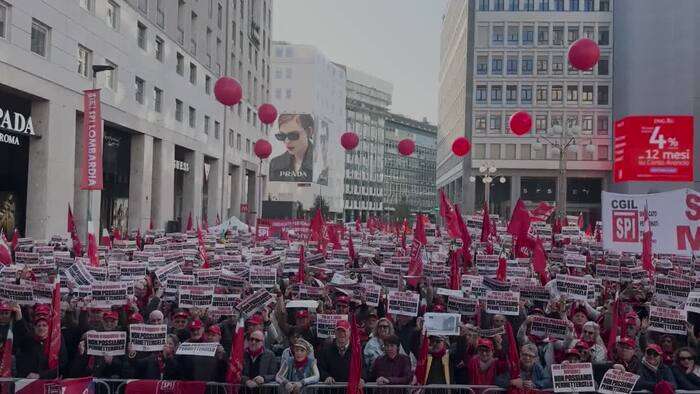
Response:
[253,139,272,160]
[214,77,242,106]
[509,111,532,136]
[397,139,415,156]
[340,132,359,150]
[258,103,277,125]
[568,38,600,71]
[451,137,471,156]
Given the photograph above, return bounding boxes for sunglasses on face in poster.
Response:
[275,131,301,141]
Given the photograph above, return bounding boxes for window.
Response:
[536,115,548,132]
[536,56,548,74]
[598,26,609,45]
[599,0,609,11]
[509,0,518,11]
[506,85,517,103]
[492,26,504,45]
[553,25,564,45]
[476,115,487,132]
[236,133,242,150]
[505,144,517,159]
[477,25,489,46]
[205,75,211,94]
[473,144,486,159]
[539,0,549,11]
[176,52,184,75]
[507,26,519,44]
[217,3,223,29]
[522,56,533,74]
[551,114,563,127]
[507,56,518,74]
[80,0,93,12]
[479,0,490,11]
[189,63,197,84]
[285,67,292,79]
[228,130,234,147]
[214,121,220,139]
[582,115,593,133]
[274,88,281,99]
[537,26,549,45]
[155,36,164,61]
[598,145,608,160]
[554,0,564,10]
[569,0,579,11]
[521,144,532,159]
[597,115,609,135]
[523,26,534,44]
[477,56,488,75]
[105,60,117,90]
[31,19,50,57]
[490,115,502,131]
[153,87,162,112]
[77,45,91,78]
[106,1,119,29]
[536,85,548,103]
[285,89,292,99]
[584,0,593,11]
[567,85,578,102]
[552,85,563,102]
[598,57,609,75]
[583,25,594,39]
[274,68,282,79]
[476,85,488,102]
[491,57,503,74]
[598,85,609,105]
[137,22,147,50]
[491,85,503,104]
[138,0,148,13]
[246,138,251,154]
[567,26,579,44]
[175,99,183,121]
[490,144,502,159]
[521,85,533,103]
[204,115,210,135]
[552,56,563,74]
[189,106,196,127]
[524,0,534,11]
[156,0,164,27]
[582,85,594,103]
[135,77,145,104]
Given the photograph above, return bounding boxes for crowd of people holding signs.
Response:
[0,190,697,394]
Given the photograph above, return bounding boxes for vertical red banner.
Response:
[81,89,103,190]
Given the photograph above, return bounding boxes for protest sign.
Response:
[87,331,127,356]
[90,282,129,308]
[654,276,692,304]
[129,324,167,352]
[598,369,640,394]
[236,289,274,319]
[554,275,591,301]
[65,262,95,286]
[316,314,349,339]
[163,274,195,301]
[387,291,420,317]
[210,294,239,315]
[360,283,381,307]
[155,261,183,283]
[424,313,460,336]
[461,275,483,292]
[436,288,464,298]
[685,291,700,314]
[447,296,478,316]
[217,270,246,292]
[551,363,595,393]
[194,268,221,286]
[596,264,622,282]
[484,291,520,316]
[0,283,34,305]
[175,342,219,357]
[518,284,551,302]
[86,265,108,282]
[478,326,505,338]
[564,253,587,269]
[249,266,277,289]
[178,285,214,308]
[27,280,53,304]
[649,305,687,335]
[530,316,570,340]
[372,269,401,290]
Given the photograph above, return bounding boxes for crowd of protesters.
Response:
[0,197,697,394]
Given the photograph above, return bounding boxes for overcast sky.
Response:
[272,0,447,124]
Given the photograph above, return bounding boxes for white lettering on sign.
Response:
[0,107,35,135]
[0,132,20,146]
[174,160,190,172]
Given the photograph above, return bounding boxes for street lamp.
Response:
[533,124,594,217]
[469,162,506,212]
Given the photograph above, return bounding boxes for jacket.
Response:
[672,365,700,390]
[128,353,180,380]
[370,354,412,384]
[242,349,278,383]
[424,352,455,385]
[15,333,69,379]
[635,361,677,392]
[317,343,354,382]
[517,362,552,389]
[275,356,320,386]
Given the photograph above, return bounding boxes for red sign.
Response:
[240,204,248,213]
[80,89,104,190]
[611,210,639,243]
[614,115,694,182]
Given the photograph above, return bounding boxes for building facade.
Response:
[0,0,271,239]
[384,114,437,217]
[439,0,613,222]
[340,66,393,222]
[267,42,346,217]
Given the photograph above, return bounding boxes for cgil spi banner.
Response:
[602,189,700,255]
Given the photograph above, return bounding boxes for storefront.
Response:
[99,126,131,235]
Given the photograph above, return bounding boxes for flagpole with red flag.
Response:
[414,332,429,385]
[186,211,193,231]
[47,278,61,375]
[347,309,363,394]
[67,205,83,257]
[225,317,246,386]
[480,202,491,243]
[641,203,654,280]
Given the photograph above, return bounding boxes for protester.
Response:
[634,344,676,391]
[370,335,412,385]
[465,338,509,387]
[422,335,456,385]
[672,347,700,390]
[275,338,320,393]
[509,343,551,390]
[242,329,278,388]
[364,317,401,369]
[317,320,355,384]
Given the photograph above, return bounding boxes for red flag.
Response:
[67,205,83,257]
[197,225,210,269]
[297,245,305,284]
[10,229,19,251]
[355,217,361,232]
[225,317,246,385]
[309,209,327,253]
[136,229,142,250]
[87,232,99,267]
[348,233,356,263]
[577,212,584,230]
[530,201,555,222]
[0,322,12,377]
[149,217,154,230]
[641,204,654,279]
[531,238,549,285]
[100,228,111,248]
[413,214,427,245]
[414,333,430,385]
[400,226,407,251]
[0,236,11,266]
[480,202,491,243]
[454,205,472,259]
[504,322,520,379]
[496,255,507,282]
[186,212,193,231]
[606,299,620,360]
[327,225,341,250]
[47,280,61,370]
[347,312,363,394]
[507,199,531,238]
[585,223,593,237]
[449,250,460,290]
[407,216,425,287]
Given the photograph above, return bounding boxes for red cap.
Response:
[128,313,144,324]
[189,319,203,331]
[34,304,50,317]
[477,338,494,350]
[172,311,189,320]
[617,336,636,348]
[646,344,663,355]
[207,325,222,335]
[432,304,446,313]
[103,311,119,321]
[296,310,309,319]
[34,315,48,324]
[336,296,350,305]
[0,302,12,312]
[246,314,263,326]
[565,348,580,357]
[335,320,351,331]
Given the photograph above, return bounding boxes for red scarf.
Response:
[467,356,498,385]
[247,346,264,359]
[430,347,447,360]
[293,356,309,369]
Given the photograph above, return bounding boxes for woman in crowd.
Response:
[509,343,551,391]
[634,344,676,391]
[364,317,398,369]
[275,339,319,393]
[672,347,700,390]
[465,338,510,387]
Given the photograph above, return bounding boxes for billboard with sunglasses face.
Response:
[270,113,315,183]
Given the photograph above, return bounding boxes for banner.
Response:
[518,284,551,302]
[484,291,520,316]
[175,342,219,357]
[598,369,640,394]
[119,262,147,281]
[129,324,167,352]
[602,189,700,255]
[316,314,348,339]
[386,291,420,317]
[80,89,104,190]
[649,305,687,335]
[530,316,570,340]
[614,115,693,183]
[654,276,692,304]
[685,291,700,314]
[86,331,126,356]
[269,113,315,183]
[551,363,595,393]
[90,282,128,308]
[178,285,214,309]
[424,313,460,336]
[554,274,591,301]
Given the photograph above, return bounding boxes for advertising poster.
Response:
[270,113,315,183]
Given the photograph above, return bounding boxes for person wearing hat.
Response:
[634,344,677,391]
[671,347,700,390]
[15,313,68,378]
[421,335,457,385]
[465,338,510,387]
[206,324,222,344]
[317,320,362,384]
[68,330,132,379]
[613,336,641,372]
[275,338,320,393]
[127,334,181,380]
[509,343,552,391]
[370,334,412,385]
[177,319,227,382]
[242,329,278,388]
[335,295,350,315]
[187,319,206,343]
[563,348,581,364]
[101,310,120,332]
[280,328,316,361]
[573,321,607,362]
[170,311,190,343]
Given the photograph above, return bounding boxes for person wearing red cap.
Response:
[177,319,227,381]
[242,330,278,388]
[188,319,205,342]
[127,334,181,380]
[206,324,222,343]
[573,321,607,362]
[335,295,350,315]
[634,344,677,391]
[15,313,68,378]
[102,310,120,331]
[128,312,144,325]
[465,338,510,387]
[612,336,641,372]
[170,311,190,343]
[317,320,362,384]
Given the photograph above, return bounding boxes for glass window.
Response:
[138,0,148,13]
[492,57,503,74]
[539,0,549,11]
[567,26,579,44]
[597,115,609,135]
[494,0,504,10]
[474,144,486,159]
[552,85,563,102]
[105,60,117,90]
[507,25,519,44]
[156,0,164,27]
[536,85,548,103]
[507,56,518,74]
[189,63,197,84]
[285,89,292,99]
[0,3,7,39]
[537,26,549,45]
[553,25,564,45]
[521,144,532,159]
[153,87,162,112]
[509,0,518,11]
[599,0,610,11]
[582,115,593,133]
[205,75,211,94]
[523,26,534,44]
[598,26,609,45]
[137,22,147,50]
[477,25,490,47]
[217,3,223,28]
[598,145,608,160]
[479,0,490,11]
[204,115,210,135]
[106,1,119,29]
[490,115,502,131]
[536,115,548,132]
[551,114,563,127]
[31,19,49,57]
[569,0,579,11]
[246,138,251,154]
[176,52,184,75]
[583,25,594,39]
[506,85,518,103]
[567,85,579,102]
[135,76,145,104]
[598,57,609,75]
[555,0,564,10]
[189,106,196,127]
[584,0,594,11]
[274,88,281,99]
[492,26,504,45]
[490,144,502,159]
[476,115,487,132]
[521,85,533,103]
[77,45,91,78]
[536,56,548,74]
[582,85,594,103]
[524,0,534,11]
[237,133,242,150]
[155,36,164,61]
[477,56,488,74]
[491,85,503,104]
[598,85,609,105]
[476,85,488,102]
[175,99,183,121]
[522,56,533,74]
[214,121,220,139]
[552,55,564,74]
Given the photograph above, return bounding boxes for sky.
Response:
[272,0,448,124]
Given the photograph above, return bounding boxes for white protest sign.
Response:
[316,314,348,339]
[424,313,460,336]
[360,283,381,307]
[155,261,183,283]
[447,296,478,316]
[551,363,595,393]
[210,294,239,315]
[484,291,520,316]
[129,324,167,352]
[387,291,420,317]
[175,342,219,357]
[685,291,700,314]
[530,316,571,340]
[598,369,640,394]
[119,262,147,281]
[655,276,692,304]
[236,289,274,319]
[649,305,687,335]
[87,331,127,356]
[178,285,214,308]
[554,275,591,301]
[249,266,277,289]
[90,282,129,308]
[0,283,34,305]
